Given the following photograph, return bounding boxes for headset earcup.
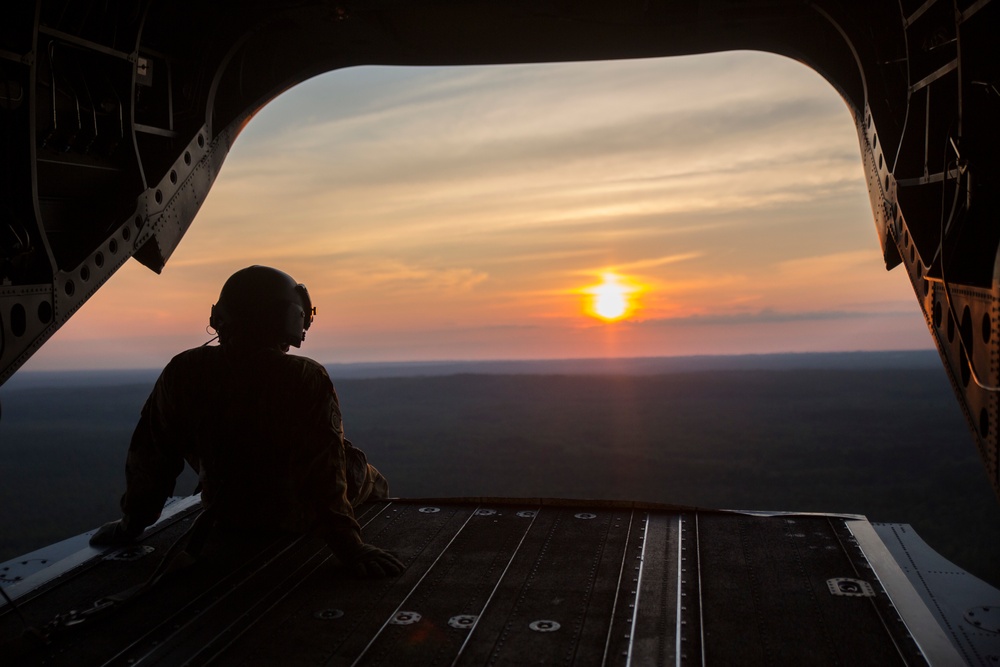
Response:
[296,284,314,331]
[284,301,304,348]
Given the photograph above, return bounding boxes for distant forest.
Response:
[2,352,998,585]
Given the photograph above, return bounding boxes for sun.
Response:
[583,273,640,321]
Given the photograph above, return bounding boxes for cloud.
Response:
[351,260,489,293]
[636,308,914,327]
[775,249,884,277]
[573,252,704,274]
[231,94,851,195]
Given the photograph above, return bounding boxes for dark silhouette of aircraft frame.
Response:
[0,1,998,664]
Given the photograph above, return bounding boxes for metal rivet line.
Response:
[349,506,482,667]
[625,512,651,667]
[450,508,542,666]
[599,510,636,666]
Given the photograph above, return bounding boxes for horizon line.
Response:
[4,348,941,381]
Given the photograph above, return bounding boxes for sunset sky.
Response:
[26,51,931,371]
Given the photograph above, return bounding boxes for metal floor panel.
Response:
[0,499,958,666]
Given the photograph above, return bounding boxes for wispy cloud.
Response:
[638,308,914,327]
[336,259,489,294]
[603,253,703,273]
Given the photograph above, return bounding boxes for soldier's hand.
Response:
[89,519,142,546]
[351,543,405,578]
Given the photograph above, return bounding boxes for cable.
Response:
[890,0,912,175]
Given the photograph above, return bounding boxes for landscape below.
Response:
[1,351,997,585]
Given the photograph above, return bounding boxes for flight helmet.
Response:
[209,266,315,348]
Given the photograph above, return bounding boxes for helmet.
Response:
[209,266,315,348]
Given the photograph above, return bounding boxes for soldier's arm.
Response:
[92,367,185,546]
[298,364,403,577]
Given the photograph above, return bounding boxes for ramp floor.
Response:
[0,499,953,665]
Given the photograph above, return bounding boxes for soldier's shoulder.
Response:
[168,345,222,366]
[158,345,224,377]
[280,354,336,396]
[283,353,330,377]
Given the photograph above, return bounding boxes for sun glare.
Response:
[584,273,640,322]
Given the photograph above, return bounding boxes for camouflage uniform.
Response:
[121,344,387,555]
